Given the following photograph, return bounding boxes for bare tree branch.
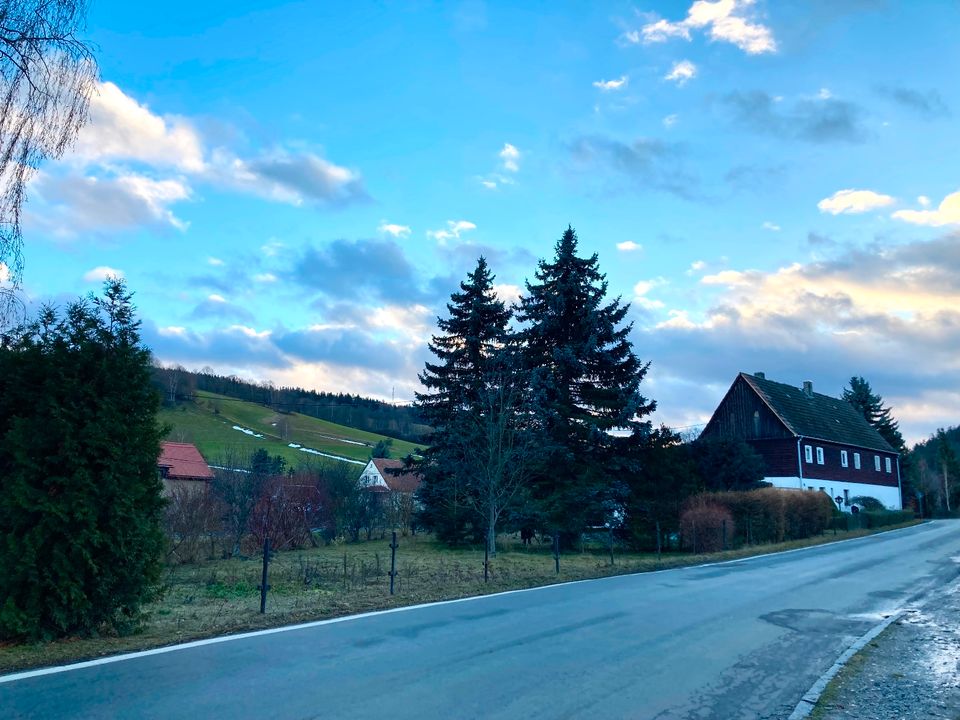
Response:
[0,0,97,326]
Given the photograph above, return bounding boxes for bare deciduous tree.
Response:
[455,373,542,557]
[1,0,97,323]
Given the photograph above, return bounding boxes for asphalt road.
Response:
[3,521,959,720]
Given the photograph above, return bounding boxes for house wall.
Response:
[797,439,899,487]
[763,476,902,511]
[748,438,799,476]
[162,478,210,496]
[358,460,388,489]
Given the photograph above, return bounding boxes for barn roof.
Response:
[371,458,422,493]
[158,442,215,481]
[739,373,896,453]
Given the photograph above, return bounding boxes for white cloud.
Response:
[633,277,668,310]
[262,241,285,257]
[918,195,931,207]
[499,143,521,172]
[208,294,227,303]
[617,241,643,252]
[83,266,124,282]
[207,257,224,266]
[664,60,697,86]
[493,283,523,306]
[686,260,707,275]
[892,190,960,227]
[215,149,365,207]
[818,189,895,215]
[26,170,191,237]
[427,220,477,244]
[71,81,205,172]
[762,221,781,231]
[593,76,629,92]
[254,273,278,283]
[0,263,9,285]
[480,179,498,190]
[630,0,777,55]
[663,114,679,128]
[378,222,411,238]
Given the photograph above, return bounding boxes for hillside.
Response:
[159,391,422,468]
[152,366,429,444]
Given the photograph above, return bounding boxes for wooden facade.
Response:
[701,373,902,509]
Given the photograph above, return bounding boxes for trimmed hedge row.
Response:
[862,510,915,528]
[681,487,835,552]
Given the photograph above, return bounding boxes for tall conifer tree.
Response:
[843,376,906,454]
[0,279,166,640]
[415,257,512,544]
[516,226,656,541]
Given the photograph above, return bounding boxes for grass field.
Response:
[0,521,921,674]
[159,391,421,467]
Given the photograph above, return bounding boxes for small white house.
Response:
[358,458,422,494]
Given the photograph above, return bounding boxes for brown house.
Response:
[700,372,902,510]
[158,441,214,494]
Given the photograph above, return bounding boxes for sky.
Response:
[14,0,960,445]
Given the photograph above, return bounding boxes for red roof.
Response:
[371,458,422,493]
[158,442,214,481]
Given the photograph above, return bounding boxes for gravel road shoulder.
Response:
[811,579,960,720]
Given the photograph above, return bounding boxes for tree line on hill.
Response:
[150,365,430,445]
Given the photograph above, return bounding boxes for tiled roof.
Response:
[158,442,214,480]
[372,458,422,493]
[740,373,896,453]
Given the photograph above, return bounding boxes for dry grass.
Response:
[0,521,920,674]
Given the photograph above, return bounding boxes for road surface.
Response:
[3,521,959,720]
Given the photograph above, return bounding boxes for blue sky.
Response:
[16,0,960,443]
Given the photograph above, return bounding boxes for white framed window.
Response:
[854,452,861,470]
[874,455,881,472]
[885,457,892,473]
[841,450,849,468]
[816,447,824,465]
[804,445,813,463]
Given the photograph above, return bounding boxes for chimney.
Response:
[754,371,765,379]
[802,380,813,398]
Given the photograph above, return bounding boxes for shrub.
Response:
[0,281,166,640]
[683,487,834,549]
[680,498,735,553]
[850,496,885,512]
[863,510,914,528]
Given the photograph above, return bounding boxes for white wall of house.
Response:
[358,460,388,489]
[763,476,902,511]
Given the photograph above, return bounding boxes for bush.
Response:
[863,510,914,528]
[0,281,166,640]
[680,499,735,553]
[850,496,885,512]
[683,488,834,549]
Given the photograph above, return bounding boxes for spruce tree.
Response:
[415,257,512,544]
[516,226,656,542]
[842,376,906,454]
[0,279,166,640]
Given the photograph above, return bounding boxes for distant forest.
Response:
[150,365,430,444]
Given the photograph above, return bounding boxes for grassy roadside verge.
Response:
[0,520,921,675]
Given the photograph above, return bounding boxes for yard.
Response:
[0,521,921,675]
